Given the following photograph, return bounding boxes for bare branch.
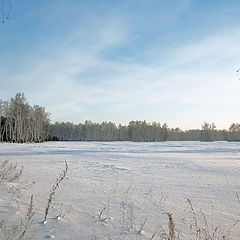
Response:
[1,0,11,24]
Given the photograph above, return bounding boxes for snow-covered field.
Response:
[0,141,240,239]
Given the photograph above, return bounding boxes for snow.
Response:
[0,141,240,239]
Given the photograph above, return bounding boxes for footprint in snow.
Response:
[44,235,56,239]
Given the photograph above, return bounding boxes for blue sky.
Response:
[1,0,240,129]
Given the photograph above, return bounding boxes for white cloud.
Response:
[1,19,240,128]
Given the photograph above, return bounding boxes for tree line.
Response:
[1,93,240,143]
[50,121,240,142]
[0,92,50,143]
[50,121,169,142]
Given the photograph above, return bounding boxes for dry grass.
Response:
[97,204,110,223]
[0,160,33,240]
[151,212,179,240]
[151,193,240,240]
[0,195,34,240]
[44,160,68,222]
[18,195,34,240]
[137,217,148,234]
[1,159,239,240]
[185,197,230,240]
[236,192,240,208]
[0,160,23,183]
[0,160,69,239]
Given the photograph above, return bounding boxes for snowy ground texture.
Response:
[0,141,240,240]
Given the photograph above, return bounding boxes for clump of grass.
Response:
[97,203,111,223]
[0,220,20,240]
[44,161,68,223]
[186,197,228,240]
[137,217,147,234]
[0,160,23,183]
[0,195,34,240]
[120,200,136,232]
[153,212,178,240]
[97,183,119,224]
[236,192,240,208]
[166,212,175,240]
[18,195,34,240]
[119,199,149,235]
[90,234,98,240]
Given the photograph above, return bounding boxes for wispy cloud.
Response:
[1,1,240,129]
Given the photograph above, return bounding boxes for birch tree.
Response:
[0,92,50,143]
